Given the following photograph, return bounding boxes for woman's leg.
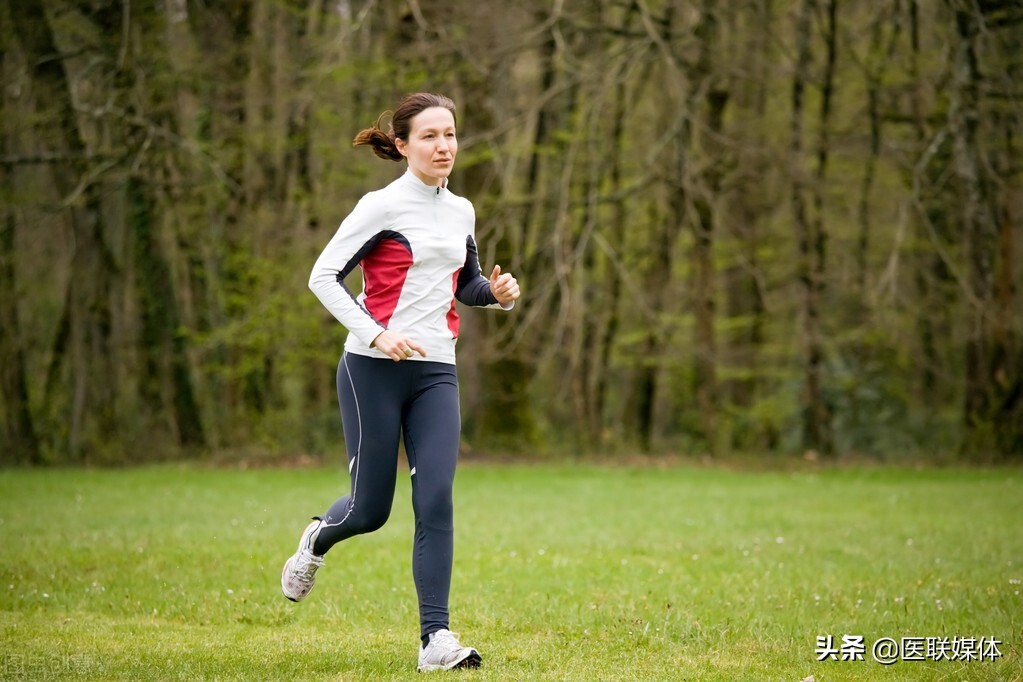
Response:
[401,362,461,642]
[314,353,406,554]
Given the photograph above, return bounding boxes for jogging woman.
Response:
[280,92,519,672]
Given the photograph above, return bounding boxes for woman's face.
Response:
[396,107,458,187]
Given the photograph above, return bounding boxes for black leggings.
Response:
[313,352,461,640]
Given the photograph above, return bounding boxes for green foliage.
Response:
[1,1,1020,463]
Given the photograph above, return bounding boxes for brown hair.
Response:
[352,93,457,162]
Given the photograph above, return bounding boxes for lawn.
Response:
[0,462,1020,681]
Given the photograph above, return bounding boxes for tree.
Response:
[0,0,41,464]
[9,0,120,460]
[948,0,1023,458]
[790,0,835,456]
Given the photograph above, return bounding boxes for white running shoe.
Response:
[417,629,482,672]
[281,519,325,602]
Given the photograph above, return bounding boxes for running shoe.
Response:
[417,629,482,672]
[281,519,324,602]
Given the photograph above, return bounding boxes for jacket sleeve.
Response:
[455,233,514,310]
[308,194,388,348]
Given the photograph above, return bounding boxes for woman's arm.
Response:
[308,195,391,347]
[454,235,519,309]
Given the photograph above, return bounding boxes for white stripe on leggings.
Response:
[323,353,361,529]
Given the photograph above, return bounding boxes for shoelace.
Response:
[293,549,324,581]
[430,630,462,649]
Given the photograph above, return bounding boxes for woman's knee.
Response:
[414,489,453,531]
[348,504,391,535]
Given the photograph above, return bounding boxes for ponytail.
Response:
[352,112,403,161]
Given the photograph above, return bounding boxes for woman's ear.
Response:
[394,137,408,158]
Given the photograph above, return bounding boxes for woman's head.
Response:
[353,93,459,186]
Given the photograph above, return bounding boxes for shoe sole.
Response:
[457,651,482,669]
[418,649,481,672]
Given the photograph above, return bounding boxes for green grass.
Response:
[1,463,1021,681]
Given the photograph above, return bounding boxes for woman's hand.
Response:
[372,330,427,362]
[489,265,520,307]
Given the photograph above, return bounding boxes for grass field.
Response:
[1,462,1021,681]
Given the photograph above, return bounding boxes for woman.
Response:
[281,92,519,672]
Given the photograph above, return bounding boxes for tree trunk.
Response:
[856,9,888,296]
[0,15,41,464]
[950,2,1021,458]
[689,0,727,451]
[0,213,41,465]
[130,178,205,449]
[10,0,117,460]
[593,76,631,446]
[725,0,772,449]
[907,0,945,411]
[791,0,834,456]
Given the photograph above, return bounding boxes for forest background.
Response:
[1,0,1020,466]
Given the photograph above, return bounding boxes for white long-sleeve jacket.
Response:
[309,170,509,364]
